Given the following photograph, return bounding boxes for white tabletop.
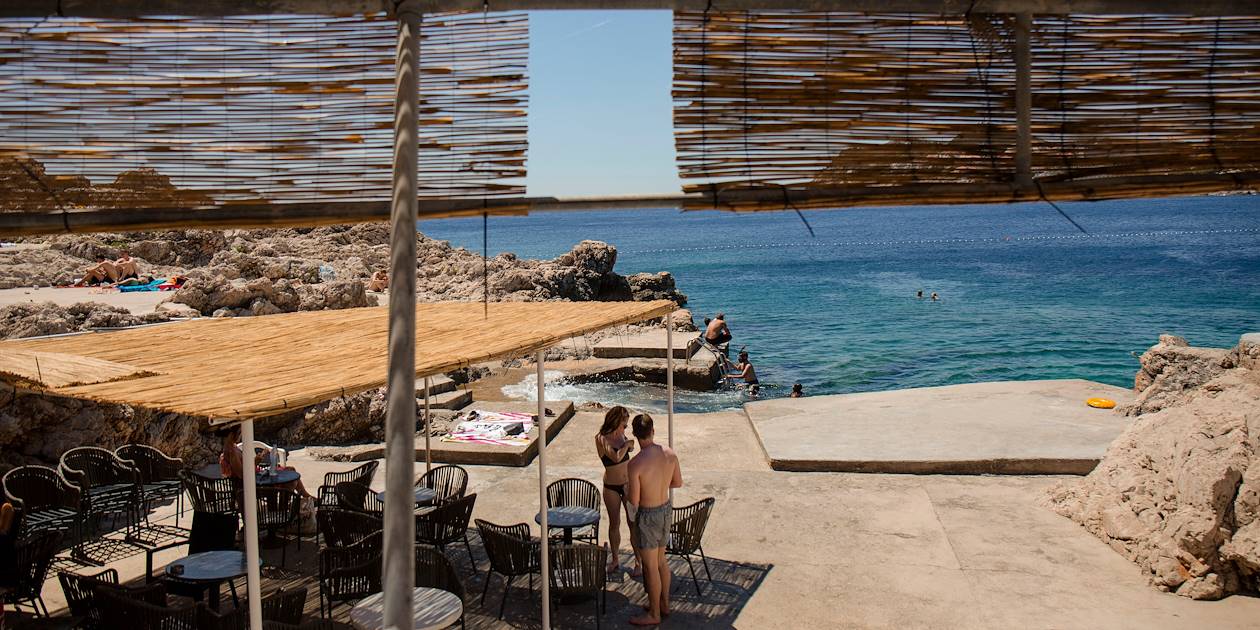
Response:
[350,587,463,630]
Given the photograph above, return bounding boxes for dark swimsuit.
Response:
[601,442,631,497]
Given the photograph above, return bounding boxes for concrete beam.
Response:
[2,0,1256,17]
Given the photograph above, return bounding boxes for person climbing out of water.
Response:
[790,383,804,398]
[726,350,760,396]
[704,313,732,348]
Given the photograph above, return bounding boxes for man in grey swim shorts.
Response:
[626,413,683,626]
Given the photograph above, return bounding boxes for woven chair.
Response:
[263,621,355,630]
[1,529,62,617]
[196,586,308,630]
[1,465,82,545]
[115,444,185,525]
[667,497,716,595]
[96,584,197,630]
[474,519,540,620]
[316,507,382,549]
[318,530,382,618]
[180,469,239,555]
[548,543,607,629]
[415,464,468,505]
[59,447,143,536]
[257,487,302,567]
[415,545,466,629]
[333,481,384,515]
[58,568,118,629]
[322,462,379,495]
[545,478,601,543]
[415,492,476,568]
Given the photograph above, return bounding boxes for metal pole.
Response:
[536,349,550,629]
[666,315,675,502]
[385,2,420,628]
[240,420,263,630]
[1015,12,1033,188]
[424,376,432,473]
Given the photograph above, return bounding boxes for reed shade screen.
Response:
[672,12,1260,211]
[0,300,676,421]
[0,12,527,215]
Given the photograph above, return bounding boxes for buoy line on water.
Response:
[624,227,1260,256]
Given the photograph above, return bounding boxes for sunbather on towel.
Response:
[114,251,140,281]
[76,257,120,286]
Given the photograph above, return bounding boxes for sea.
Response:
[420,195,1260,413]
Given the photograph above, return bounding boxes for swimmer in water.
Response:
[930,292,939,301]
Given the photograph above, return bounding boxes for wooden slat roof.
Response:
[0,300,676,422]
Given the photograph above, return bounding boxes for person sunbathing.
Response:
[114,251,140,281]
[76,257,120,286]
[367,269,389,292]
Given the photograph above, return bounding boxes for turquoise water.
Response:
[421,196,1260,411]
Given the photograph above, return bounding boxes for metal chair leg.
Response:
[480,568,493,606]
[699,545,712,581]
[463,533,475,568]
[498,574,513,619]
[685,555,701,595]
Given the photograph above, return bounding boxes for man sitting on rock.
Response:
[367,269,388,292]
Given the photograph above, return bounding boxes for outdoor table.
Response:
[535,506,600,545]
[349,587,463,630]
[256,469,300,486]
[164,549,249,610]
[375,486,438,506]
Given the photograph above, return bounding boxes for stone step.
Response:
[416,374,457,397]
[423,388,471,410]
[593,329,701,360]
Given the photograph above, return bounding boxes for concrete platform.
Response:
[342,399,575,467]
[423,388,471,410]
[416,374,456,397]
[593,328,700,359]
[745,379,1134,474]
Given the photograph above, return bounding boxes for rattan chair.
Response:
[545,478,601,543]
[474,519,540,620]
[2,529,62,617]
[322,462,379,496]
[59,447,143,538]
[415,492,476,567]
[415,545,465,629]
[115,444,185,524]
[668,497,716,595]
[96,584,197,630]
[196,586,308,630]
[332,481,384,515]
[316,507,382,549]
[2,465,82,545]
[548,543,607,629]
[415,464,468,504]
[318,530,382,618]
[263,621,354,630]
[58,568,118,629]
[179,469,239,555]
[257,487,302,567]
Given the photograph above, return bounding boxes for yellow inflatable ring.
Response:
[1086,398,1116,409]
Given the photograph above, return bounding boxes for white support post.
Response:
[385,1,420,628]
[1015,12,1033,188]
[666,315,675,501]
[240,420,263,630]
[424,375,432,473]
[536,349,550,629]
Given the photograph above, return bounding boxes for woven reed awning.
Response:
[0,300,675,422]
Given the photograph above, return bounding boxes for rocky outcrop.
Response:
[0,301,169,340]
[168,275,376,317]
[1045,334,1260,600]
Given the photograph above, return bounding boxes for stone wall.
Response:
[1045,333,1260,600]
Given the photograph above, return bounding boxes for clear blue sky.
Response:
[527,11,680,197]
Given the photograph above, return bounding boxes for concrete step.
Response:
[416,374,457,397]
[424,388,471,410]
[593,329,701,360]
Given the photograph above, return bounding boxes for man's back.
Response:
[630,444,678,508]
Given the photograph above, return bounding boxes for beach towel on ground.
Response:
[119,278,167,292]
[441,410,536,446]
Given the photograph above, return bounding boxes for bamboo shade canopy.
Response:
[673,11,1260,211]
[0,300,675,422]
[0,11,527,215]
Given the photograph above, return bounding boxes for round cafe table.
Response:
[375,486,438,506]
[535,506,600,545]
[349,587,463,630]
[256,469,300,486]
[164,550,250,610]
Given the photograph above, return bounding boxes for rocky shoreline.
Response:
[0,224,689,469]
[1045,333,1260,600]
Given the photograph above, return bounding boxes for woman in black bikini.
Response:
[596,405,640,575]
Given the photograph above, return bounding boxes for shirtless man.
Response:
[627,413,683,626]
[703,313,732,348]
[77,257,119,286]
[114,251,139,280]
[367,269,389,292]
[726,350,760,396]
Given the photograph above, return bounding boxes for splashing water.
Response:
[501,370,752,414]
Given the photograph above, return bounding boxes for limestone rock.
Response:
[1120,335,1234,416]
[155,301,201,318]
[1045,335,1260,600]
[0,301,169,340]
